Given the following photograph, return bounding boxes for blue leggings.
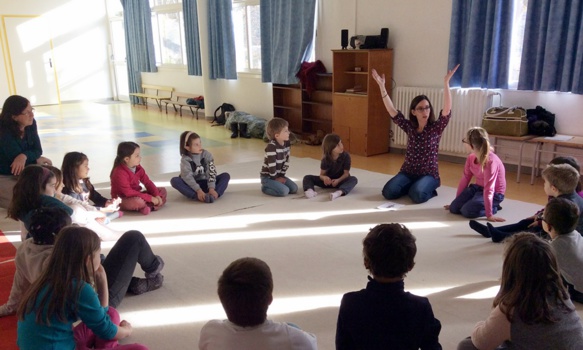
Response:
[170,173,230,201]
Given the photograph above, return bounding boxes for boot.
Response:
[239,123,251,138]
[230,122,239,138]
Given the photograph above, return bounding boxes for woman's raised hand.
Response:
[445,64,460,85]
[371,69,385,88]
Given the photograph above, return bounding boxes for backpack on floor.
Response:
[212,103,235,126]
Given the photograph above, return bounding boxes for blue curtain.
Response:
[448,0,513,88]
[260,0,316,84]
[518,0,583,94]
[207,0,237,80]
[183,0,202,76]
[121,0,158,103]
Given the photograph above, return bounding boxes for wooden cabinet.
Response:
[332,49,393,156]
[272,73,332,136]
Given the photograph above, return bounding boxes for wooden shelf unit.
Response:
[272,73,332,136]
[332,49,393,156]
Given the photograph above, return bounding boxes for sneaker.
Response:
[329,190,343,201]
[145,255,165,279]
[128,273,164,295]
[304,189,317,199]
[139,206,151,215]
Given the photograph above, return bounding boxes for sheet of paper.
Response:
[376,202,405,210]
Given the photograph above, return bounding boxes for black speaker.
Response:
[379,28,389,49]
[341,29,349,50]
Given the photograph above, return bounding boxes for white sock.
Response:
[330,190,343,201]
[305,188,317,198]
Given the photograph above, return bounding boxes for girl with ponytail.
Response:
[446,127,507,222]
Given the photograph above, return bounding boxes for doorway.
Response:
[2,15,60,105]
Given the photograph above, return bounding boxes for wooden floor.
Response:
[35,101,548,206]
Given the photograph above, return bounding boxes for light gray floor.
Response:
[1,157,572,349]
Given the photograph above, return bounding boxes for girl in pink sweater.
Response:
[110,142,167,215]
[446,127,506,221]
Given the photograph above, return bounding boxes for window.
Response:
[150,0,186,66]
[507,0,528,89]
[232,0,261,73]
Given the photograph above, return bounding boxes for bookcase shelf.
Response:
[332,49,393,156]
[272,74,333,136]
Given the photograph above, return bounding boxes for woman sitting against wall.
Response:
[0,95,52,208]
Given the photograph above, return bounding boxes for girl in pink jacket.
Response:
[110,141,167,215]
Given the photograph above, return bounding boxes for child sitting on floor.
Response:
[260,118,298,197]
[199,257,317,350]
[446,127,506,221]
[457,233,583,350]
[61,152,122,221]
[471,162,583,243]
[543,197,583,304]
[0,206,165,318]
[302,133,358,201]
[110,141,167,215]
[17,226,148,350]
[44,165,122,241]
[7,165,73,241]
[170,131,230,203]
[336,223,442,349]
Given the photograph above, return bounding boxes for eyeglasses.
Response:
[415,106,431,112]
[19,108,35,117]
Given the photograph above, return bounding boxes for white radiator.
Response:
[392,87,498,155]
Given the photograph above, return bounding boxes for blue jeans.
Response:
[382,172,439,204]
[449,184,504,218]
[170,173,230,201]
[261,176,298,197]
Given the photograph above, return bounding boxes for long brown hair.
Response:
[493,233,572,324]
[321,133,341,163]
[466,127,491,170]
[7,165,55,221]
[0,95,30,137]
[17,226,101,325]
[110,141,139,176]
[61,151,94,194]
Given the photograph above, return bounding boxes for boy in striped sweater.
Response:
[260,118,298,197]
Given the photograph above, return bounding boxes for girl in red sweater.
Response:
[110,141,166,215]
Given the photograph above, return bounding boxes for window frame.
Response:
[150,1,187,68]
[232,0,261,75]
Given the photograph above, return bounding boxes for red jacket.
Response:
[110,164,159,202]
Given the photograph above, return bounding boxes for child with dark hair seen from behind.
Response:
[0,207,71,317]
[336,223,442,349]
[199,257,317,350]
[543,197,583,304]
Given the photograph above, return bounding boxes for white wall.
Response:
[0,0,112,103]
[2,0,582,138]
